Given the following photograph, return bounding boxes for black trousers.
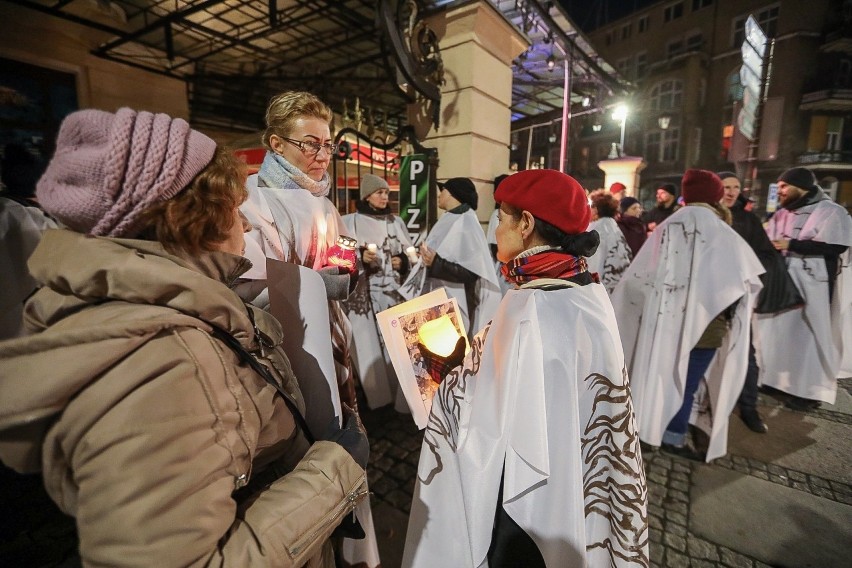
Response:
[486,476,546,568]
[738,334,760,411]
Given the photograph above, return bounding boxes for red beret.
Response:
[494,169,590,235]
[681,168,723,205]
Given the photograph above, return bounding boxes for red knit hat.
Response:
[609,181,626,195]
[681,169,723,205]
[494,169,590,235]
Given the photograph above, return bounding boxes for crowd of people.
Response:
[0,89,850,567]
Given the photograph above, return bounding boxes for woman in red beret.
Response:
[403,169,649,568]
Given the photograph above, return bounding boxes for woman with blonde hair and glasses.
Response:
[239,91,381,568]
[240,90,357,409]
[0,107,369,567]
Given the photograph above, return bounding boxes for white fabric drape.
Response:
[403,283,648,568]
[754,198,852,402]
[610,206,764,461]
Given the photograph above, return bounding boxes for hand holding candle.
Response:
[417,315,467,384]
[363,243,378,265]
[326,236,359,274]
[405,246,419,264]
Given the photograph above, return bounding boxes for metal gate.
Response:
[332,125,438,228]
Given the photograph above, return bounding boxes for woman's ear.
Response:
[520,210,536,240]
[269,134,284,154]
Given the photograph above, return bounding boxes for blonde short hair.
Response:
[262,91,333,151]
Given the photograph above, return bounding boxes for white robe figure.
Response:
[0,197,57,339]
[403,283,649,568]
[401,208,501,335]
[341,210,413,409]
[587,216,632,293]
[486,208,512,296]
[242,174,345,277]
[754,196,852,402]
[240,173,381,568]
[610,205,764,461]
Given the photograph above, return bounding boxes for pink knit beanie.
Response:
[37,108,216,237]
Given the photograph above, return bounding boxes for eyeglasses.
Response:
[280,137,338,156]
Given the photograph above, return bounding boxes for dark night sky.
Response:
[558,0,661,32]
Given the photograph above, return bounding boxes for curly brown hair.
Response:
[137,147,247,255]
[589,189,619,218]
[262,91,333,151]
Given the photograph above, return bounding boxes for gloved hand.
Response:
[418,335,467,385]
[317,265,352,300]
[322,404,369,469]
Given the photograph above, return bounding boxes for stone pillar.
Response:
[414,1,528,224]
[597,156,647,197]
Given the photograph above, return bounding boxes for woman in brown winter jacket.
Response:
[0,108,368,567]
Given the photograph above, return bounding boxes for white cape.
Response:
[0,198,57,339]
[241,173,347,278]
[587,217,633,294]
[403,284,649,568]
[401,209,501,335]
[610,206,764,461]
[754,198,852,401]
[341,211,413,409]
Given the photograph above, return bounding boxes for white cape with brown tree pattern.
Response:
[403,283,649,568]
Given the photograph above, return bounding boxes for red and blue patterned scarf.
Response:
[501,250,594,286]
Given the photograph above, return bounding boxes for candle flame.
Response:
[418,315,462,358]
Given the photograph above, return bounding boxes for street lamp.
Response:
[612,103,628,156]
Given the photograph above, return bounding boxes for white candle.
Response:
[366,243,378,253]
[405,246,418,264]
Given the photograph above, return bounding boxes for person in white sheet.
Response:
[754,167,852,409]
[416,177,501,336]
[341,173,414,410]
[0,143,56,339]
[239,90,357,406]
[238,91,380,568]
[586,189,632,293]
[611,169,764,462]
[403,169,648,568]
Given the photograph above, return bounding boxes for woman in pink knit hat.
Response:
[0,108,369,567]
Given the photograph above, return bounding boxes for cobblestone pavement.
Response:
[362,381,852,568]
[3,381,849,567]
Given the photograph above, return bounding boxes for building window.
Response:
[685,32,703,51]
[664,2,684,22]
[650,79,684,111]
[839,59,851,88]
[725,69,744,102]
[732,4,779,47]
[645,128,681,162]
[692,0,713,10]
[826,117,844,151]
[636,52,648,78]
[605,31,613,46]
[638,15,650,33]
[617,57,631,78]
[667,39,684,59]
[622,23,632,39]
[662,128,680,161]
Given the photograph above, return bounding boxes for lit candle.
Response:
[326,236,359,273]
[418,315,463,358]
[405,246,419,264]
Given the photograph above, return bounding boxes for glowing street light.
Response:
[612,103,628,156]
